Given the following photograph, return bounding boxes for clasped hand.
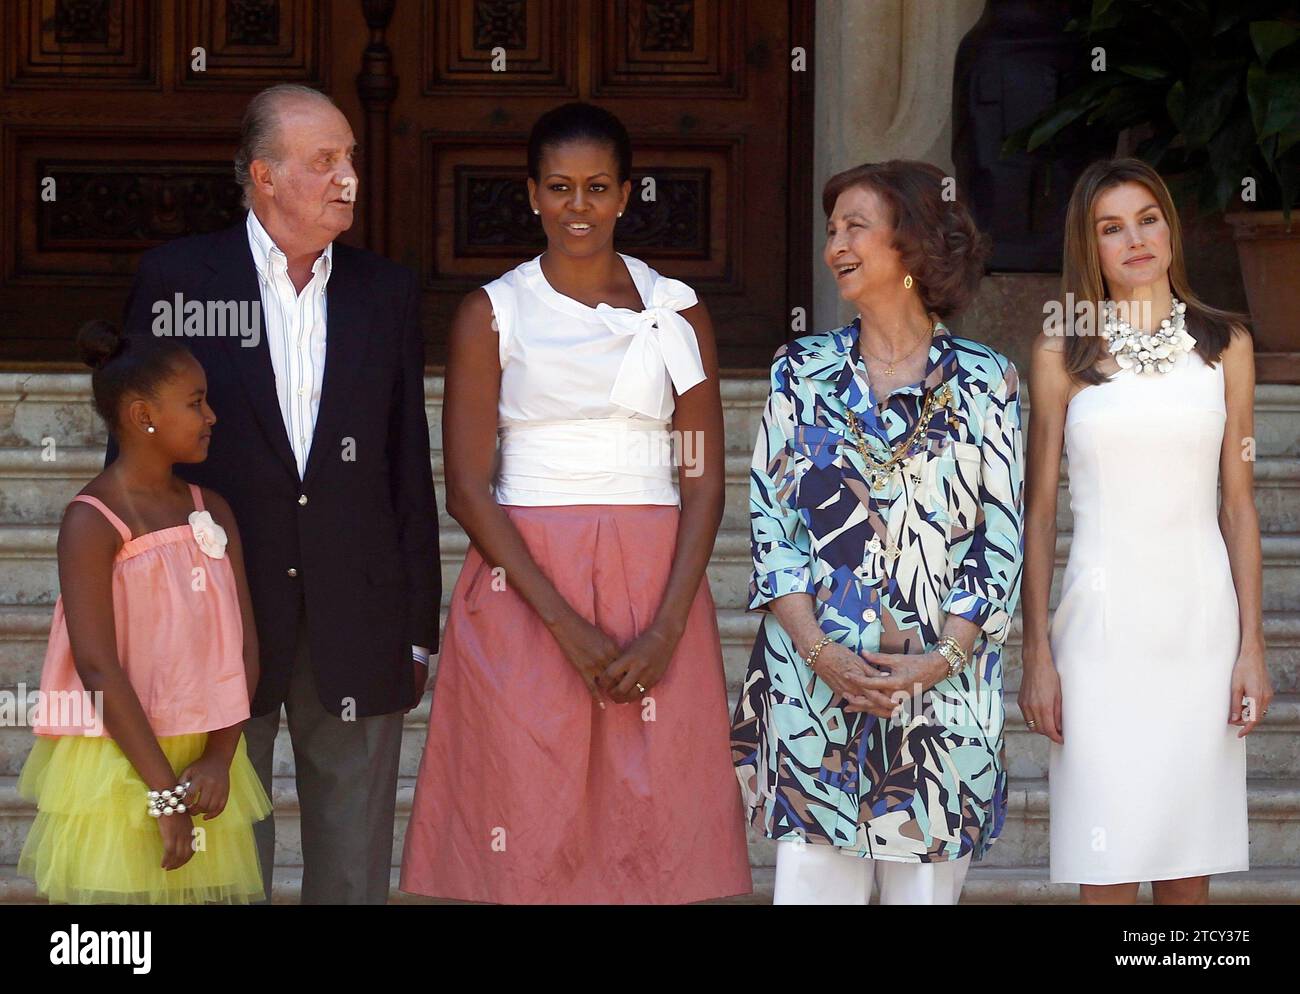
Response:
[810,642,950,719]
[552,613,677,705]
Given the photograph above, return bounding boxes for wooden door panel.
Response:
[395,0,806,368]
[0,0,811,367]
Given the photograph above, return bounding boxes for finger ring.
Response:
[1025,719,1037,729]
[635,682,646,694]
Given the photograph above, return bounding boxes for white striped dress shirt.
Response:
[245,208,332,480]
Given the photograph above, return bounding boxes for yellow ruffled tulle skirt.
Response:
[18,732,271,905]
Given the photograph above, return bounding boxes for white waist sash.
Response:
[494,417,681,506]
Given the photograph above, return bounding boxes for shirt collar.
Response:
[788,315,960,427]
[245,208,333,285]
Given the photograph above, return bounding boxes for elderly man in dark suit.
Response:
[108,83,440,904]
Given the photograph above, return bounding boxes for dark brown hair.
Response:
[1060,158,1246,385]
[527,102,632,185]
[821,160,990,317]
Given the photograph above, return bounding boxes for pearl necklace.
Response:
[1101,296,1196,375]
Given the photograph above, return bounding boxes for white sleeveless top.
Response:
[482,253,707,506]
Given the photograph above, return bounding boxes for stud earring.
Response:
[533,208,539,215]
[617,211,623,217]
[903,274,913,289]
[146,425,156,434]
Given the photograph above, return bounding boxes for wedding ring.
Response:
[1025,719,1037,729]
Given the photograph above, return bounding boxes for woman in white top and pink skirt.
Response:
[399,102,752,904]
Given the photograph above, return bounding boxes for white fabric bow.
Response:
[594,276,706,420]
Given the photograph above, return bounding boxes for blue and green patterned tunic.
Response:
[730,317,1025,863]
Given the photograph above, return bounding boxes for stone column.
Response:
[811,0,984,331]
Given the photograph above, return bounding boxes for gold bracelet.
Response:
[936,635,969,679]
[805,634,835,673]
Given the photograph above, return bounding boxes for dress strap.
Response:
[70,495,133,544]
[188,483,205,513]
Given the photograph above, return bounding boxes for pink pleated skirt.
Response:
[399,504,753,904]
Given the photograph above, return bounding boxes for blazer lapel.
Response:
[203,222,300,482]
[302,250,369,486]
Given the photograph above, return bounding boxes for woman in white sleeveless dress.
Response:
[1020,159,1272,904]
[398,103,751,903]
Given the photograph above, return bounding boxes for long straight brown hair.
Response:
[1060,158,1246,385]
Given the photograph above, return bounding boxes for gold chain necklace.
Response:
[859,322,936,375]
[845,384,954,491]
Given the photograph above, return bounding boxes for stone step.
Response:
[1000,695,1300,780]
[0,374,771,456]
[4,444,1300,535]
[1,602,1298,699]
[3,520,1299,615]
[2,661,1296,779]
[4,373,1299,459]
[3,861,1297,905]
[3,772,1297,875]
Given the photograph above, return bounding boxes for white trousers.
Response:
[773,840,973,905]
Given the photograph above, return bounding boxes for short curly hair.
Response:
[821,160,989,317]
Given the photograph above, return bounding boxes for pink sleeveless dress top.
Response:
[32,483,251,737]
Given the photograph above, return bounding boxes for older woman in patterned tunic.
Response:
[731,160,1025,904]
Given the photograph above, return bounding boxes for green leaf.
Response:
[1116,63,1171,80]
[1020,77,1115,151]
[1167,80,1188,130]
[1211,6,1254,37]
[1247,66,1300,140]
[1180,63,1243,148]
[1277,127,1300,157]
[1250,20,1300,68]
[1088,0,1125,31]
[1088,82,1165,131]
[1134,128,1176,166]
[1027,105,1093,152]
[1208,111,1259,189]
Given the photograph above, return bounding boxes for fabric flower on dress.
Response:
[188,510,228,559]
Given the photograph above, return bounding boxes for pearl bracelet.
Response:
[147,780,192,818]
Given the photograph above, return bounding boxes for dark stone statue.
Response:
[953,0,1114,272]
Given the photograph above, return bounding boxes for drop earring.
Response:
[903,274,913,290]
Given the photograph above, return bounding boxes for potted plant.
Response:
[1002,0,1300,381]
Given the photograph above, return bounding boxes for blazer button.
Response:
[287,567,298,577]
[298,494,308,506]
[864,608,878,623]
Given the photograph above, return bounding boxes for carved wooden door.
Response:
[0,0,811,367]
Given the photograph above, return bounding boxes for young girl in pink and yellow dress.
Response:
[18,321,270,904]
